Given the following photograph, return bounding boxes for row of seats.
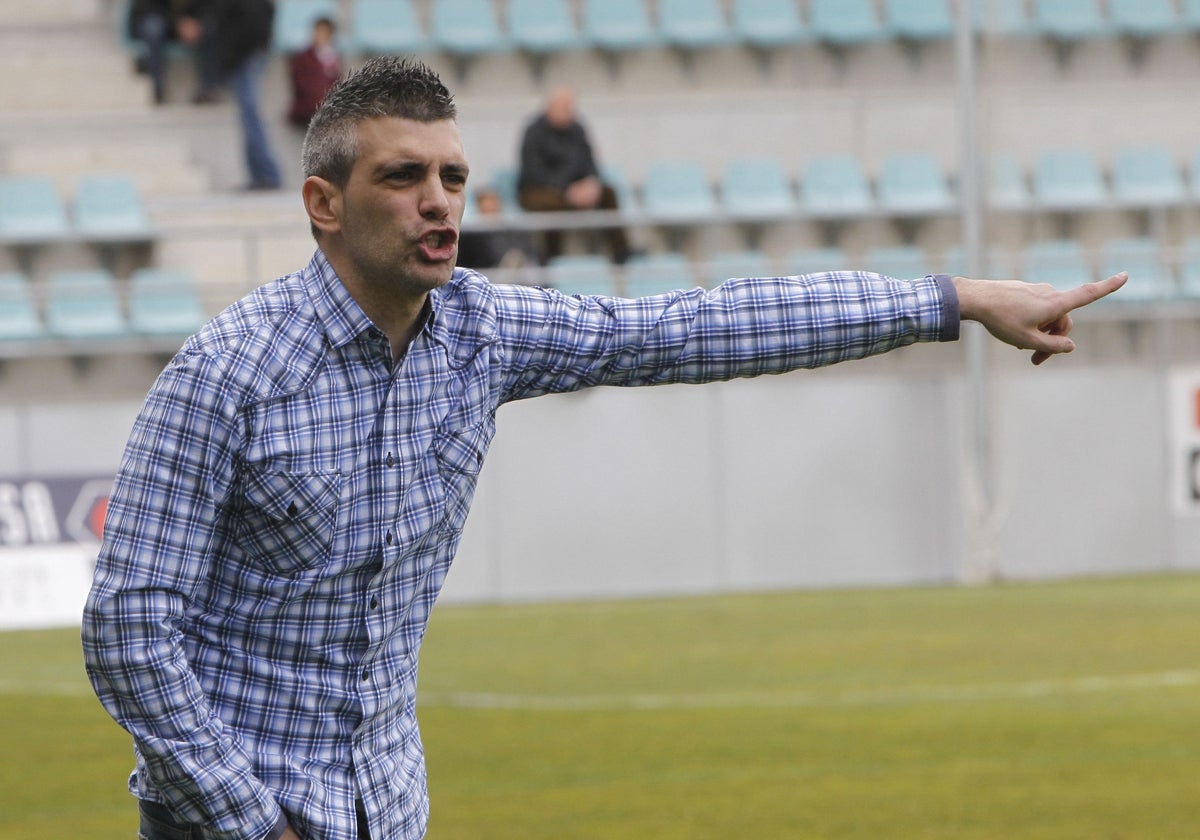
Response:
[0,174,151,246]
[274,0,1200,60]
[543,236,1200,301]
[472,144,1200,229]
[0,268,205,345]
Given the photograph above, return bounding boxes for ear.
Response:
[303,175,342,237]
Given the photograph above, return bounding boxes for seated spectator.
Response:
[517,85,633,263]
[288,16,342,128]
[457,187,541,278]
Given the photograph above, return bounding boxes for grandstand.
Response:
[2,0,1200,625]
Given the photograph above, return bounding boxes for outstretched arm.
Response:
[953,272,1128,365]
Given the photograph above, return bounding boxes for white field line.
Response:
[418,668,1200,711]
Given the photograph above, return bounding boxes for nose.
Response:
[419,175,450,220]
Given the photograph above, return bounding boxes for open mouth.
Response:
[419,228,458,261]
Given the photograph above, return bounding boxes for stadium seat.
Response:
[72,173,151,239]
[1097,237,1171,301]
[622,252,696,297]
[972,0,1034,36]
[1032,148,1107,210]
[44,270,128,340]
[865,244,929,280]
[720,157,797,219]
[0,176,70,242]
[547,254,617,296]
[508,0,583,57]
[1021,240,1094,288]
[808,0,887,46]
[0,272,45,342]
[987,153,1030,211]
[876,152,953,216]
[430,0,511,67]
[731,0,809,49]
[640,161,719,221]
[274,0,339,54]
[1030,0,1110,41]
[657,0,735,51]
[127,268,207,336]
[706,249,774,288]
[884,0,954,42]
[1110,145,1185,207]
[601,164,639,214]
[582,0,661,53]
[350,0,429,55]
[799,155,873,217]
[488,166,521,212]
[941,244,1015,279]
[1185,0,1200,31]
[784,246,849,277]
[1109,0,1180,38]
[1178,237,1200,298]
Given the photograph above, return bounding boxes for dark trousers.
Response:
[137,799,372,839]
[518,184,631,262]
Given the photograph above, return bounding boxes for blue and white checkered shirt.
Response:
[83,250,957,840]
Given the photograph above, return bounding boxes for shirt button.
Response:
[386,452,395,467]
[362,668,370,682]
[370,597,379,610]
[385,531,393,545]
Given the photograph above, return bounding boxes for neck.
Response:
[322,249,432,365]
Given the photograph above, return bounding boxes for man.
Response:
[288,16,342,128]
[517,84,633,262]
[82,57,1125,840]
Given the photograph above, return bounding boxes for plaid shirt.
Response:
[83,250,957,840]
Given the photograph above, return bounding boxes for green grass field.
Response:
[4,573,1200,838]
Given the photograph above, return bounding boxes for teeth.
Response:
[427,233,442,248]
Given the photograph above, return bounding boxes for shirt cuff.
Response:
[932,273,960,343]
[262,811,290,840]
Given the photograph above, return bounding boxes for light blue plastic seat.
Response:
[1097,237,1170,301]
[0,176,70,241]
[72,173,151,238]
[973,0,1034,36]
[622,252,695,297]
[865,244,929,280]
[601,164,639,214]
[799,155,873,216]
[988,153,1030,211]
[641,161,719,221]
[547,254,616,296]
[274,0,339,53]
[876,152,953,215]
[809,0,887,45]
[658,0,735,50]
[784,246,849,277]
[508,0,583,54]
[706,250,774,288]
[351,0,429,55]
[127,268,207,336]
[720,157,796,218]
[1111,145,1185,206]
[941,244,1015,279]
[1031,0,1110,41]
[431,0,511,56]
[732,0,808,48]
[1186,0,1200,30]
[885,0,954,41]
[582,0,661,52]
[1022,240,1094,288]
[0,272,45,341]
[1033,148,1107,209]
[1109,0,1180,37]
[1179,237,1200,298]
[44,270,128,340]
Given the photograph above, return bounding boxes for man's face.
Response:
[334,116,469,298]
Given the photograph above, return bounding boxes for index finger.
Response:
[1057,271,1129,312]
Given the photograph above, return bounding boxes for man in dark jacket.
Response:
[517,85,632,262]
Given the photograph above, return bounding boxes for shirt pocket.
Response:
[235,467,341,575]
[432,417,494,534]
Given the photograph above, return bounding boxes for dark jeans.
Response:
[137,799,372,839]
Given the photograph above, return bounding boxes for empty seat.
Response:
[547,254,617,296]
[988,153,1030,210]
[1030,0,1109,41]
[351,0,429,55]
[876,152,953,215]
[973,0,1034,36]
[128,268,207,336]
[706,250,774,287]
[809,0,887,45]
[865,244,929,280]
[941,244,1015,279]
[720,157,796,218]
[582,0,661,52]
[430,0,510,56]
[1111,145,1185,206]
[623,252,695,297]
[508,0,583,54]
[0,272,45,341]
[274,0,339,53]
[0,176,70,241]
[1097,237,1170,301]
[640,161,719,220]
[1179,237,1200,298]
[785,246,849,276]
[732,0,809,48]
[44,270,127,339]
[1109,0,1180,38]
[1185,0,1200,31]
[885,0,954,41]
[1033,148,1107,209]
[72,173,151,238]
[1022,240,1094,288]
[658,0,735,50]
[489,166,521,212]
[799,155,873,216]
